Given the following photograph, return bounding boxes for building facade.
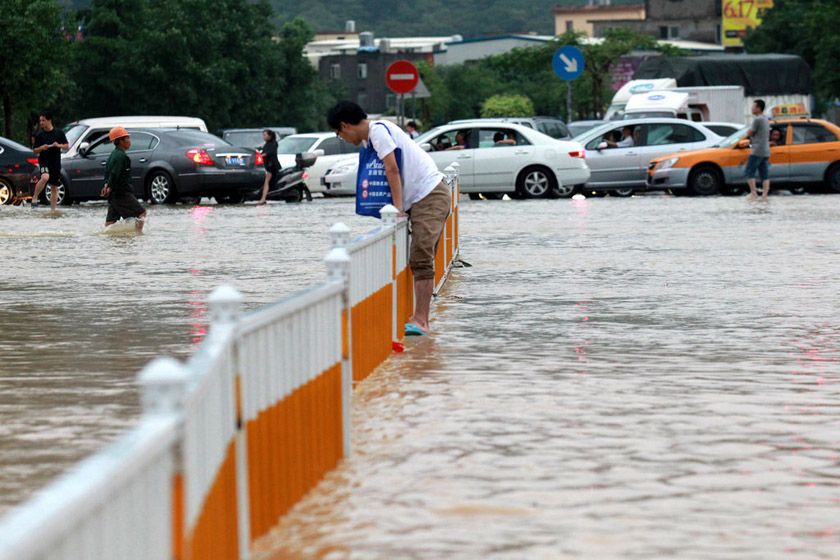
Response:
[553,2,646,37]
[593,0,721,43]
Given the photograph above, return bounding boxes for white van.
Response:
[62,116,208,158]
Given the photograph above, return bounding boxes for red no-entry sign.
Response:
[385,60,419,94]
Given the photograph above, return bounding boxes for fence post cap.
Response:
[138,357,190,415]
[325,247,351,279]
[329,222,352,248]
[208,285,243,325]
[380,204,398,225]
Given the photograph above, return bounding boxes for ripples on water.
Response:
[253,195,840,559]
[2,195,840,559]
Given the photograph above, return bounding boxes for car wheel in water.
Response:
[483,192,504,200]
[688,165,722,196]
[612,187,634,197]
[215,191,245,204]
[550,182,576,199]
[468,193,481,200]
[44,181,71,206]
[789,185,807,195]
[516,166,555,198]
[147,170,176,204]
[0,178,13,205]
[825,164,840,193]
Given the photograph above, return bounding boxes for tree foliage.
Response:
[745,0,840,107]
[481,95,535,118]
[0,0,69,139]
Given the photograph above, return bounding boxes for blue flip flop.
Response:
[405,323,428,336]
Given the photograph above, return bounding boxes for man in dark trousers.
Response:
[101,127,146,233]
[31,112,69,210]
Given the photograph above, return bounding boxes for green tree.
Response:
[481,94,535,117]
[0,0,69,141]
[745,0,840,108]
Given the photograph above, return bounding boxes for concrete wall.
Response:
[553,5,646,37]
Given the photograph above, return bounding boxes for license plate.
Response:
[227,156,243,166]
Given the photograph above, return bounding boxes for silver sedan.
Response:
[574,118,723,196]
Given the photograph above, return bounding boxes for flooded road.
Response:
[0,199,371,514]
[253,194,840,559]
[3,194,840,558]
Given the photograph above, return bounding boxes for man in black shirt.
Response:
[31,112,69,210]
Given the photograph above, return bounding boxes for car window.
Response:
[127,132,158,152]
[644,123,704,146]
[429,129,473,151]
[89,137,115,156]
[83,129,110,149]
[169,130,231,147]
[477,128,529,148]
[791,124,838,145]
[705,125,738,136]
[63,124,88,148]
[585,126,630,150]
[277,136,318,154]
[317,137,342,156]
[340,140,360,154]
[224,131,264,147]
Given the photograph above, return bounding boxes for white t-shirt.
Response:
[366,120,443,211]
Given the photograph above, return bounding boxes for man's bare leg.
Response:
[761,179,770,200]
[135,211,147,233]
[32,173,48,203]
[409,278,434,332]
[49,183,58,211]
[746,178,757,200]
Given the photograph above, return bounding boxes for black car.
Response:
[0,136,39,205]
[47,128,265,205]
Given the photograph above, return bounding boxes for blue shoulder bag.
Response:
[356,123,402,218]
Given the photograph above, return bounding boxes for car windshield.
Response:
[224,131,264,147]
[415,126,447,144]
[277,136,318,154]
[63,124,87,149]
[716,126,750,147]
[1,137,34,152]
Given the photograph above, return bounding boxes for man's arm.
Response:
[381,151,404,212]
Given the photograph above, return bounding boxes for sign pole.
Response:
[552,46,585,123]
[566,83,573,122]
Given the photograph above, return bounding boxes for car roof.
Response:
[283,132,335,139]
[69,116,206,127]
[221,127,296,133]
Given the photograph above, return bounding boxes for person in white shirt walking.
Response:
[327,102,451,336]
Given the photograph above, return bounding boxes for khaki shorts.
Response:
[407,182,451,281]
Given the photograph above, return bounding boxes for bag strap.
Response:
[367,121,396,154]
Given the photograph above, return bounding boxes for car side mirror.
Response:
[597,141,608,151]
[737,139,750,149]
[420,142,432,152]
[78,142,90,156]
[313,149,325,157]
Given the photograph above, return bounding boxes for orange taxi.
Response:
[647,114,840,195]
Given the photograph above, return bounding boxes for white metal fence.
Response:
[0,165,461,560]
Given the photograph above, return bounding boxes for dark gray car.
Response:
[46,128,264,205]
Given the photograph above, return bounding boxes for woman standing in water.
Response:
[257,129,279,205]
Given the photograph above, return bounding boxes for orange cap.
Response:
[108,126,130,142]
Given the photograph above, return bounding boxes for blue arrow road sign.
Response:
[552,46,585,81]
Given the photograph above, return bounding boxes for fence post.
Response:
[138,357,190,560]
[206,285,249,560]
[325,245,352,457]
[379,204,400,350]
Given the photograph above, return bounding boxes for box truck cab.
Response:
[605,79,677,121]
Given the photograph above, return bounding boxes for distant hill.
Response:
[63,0,643,37]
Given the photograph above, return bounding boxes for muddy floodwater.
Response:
[3,194,840,559]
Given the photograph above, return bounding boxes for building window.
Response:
[357,63,368,79]
[386,93,396,111]
[659,26,669,39]
[669,26,680,38]
[565,20,573,32]
[330,63,341,80]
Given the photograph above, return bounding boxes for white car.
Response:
[574,118,724,196]
[323,122,590,199]
[275,132,360,194]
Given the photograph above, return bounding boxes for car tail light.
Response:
[186,148,215,166]
[568,150,585,159]
[27,158,39,166]
[302,171,310,180]
[254,151,264,165]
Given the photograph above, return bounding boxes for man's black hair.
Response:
[327,101,367,130]
[493,132,504,142]
[754,99,766,111]
[407,120,417,128]
[39,111,53,121]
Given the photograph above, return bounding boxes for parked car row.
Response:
[0,136,39,205]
